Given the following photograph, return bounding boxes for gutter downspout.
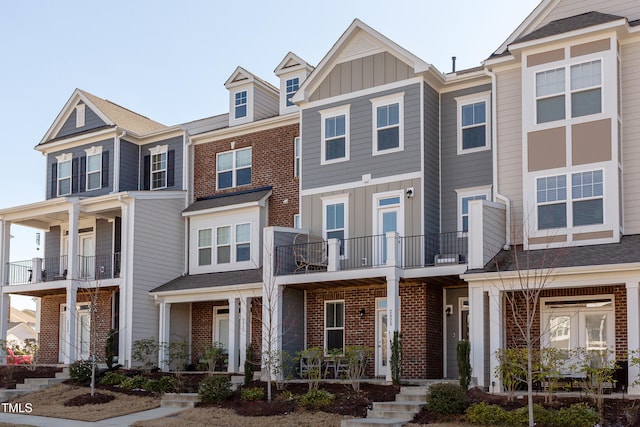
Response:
[183,133,193,275]
[485,68,511,249]
[114,129,126,193]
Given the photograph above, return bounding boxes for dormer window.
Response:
[286,78,299,107]
[75,104,85,128]
[235,91,247,119]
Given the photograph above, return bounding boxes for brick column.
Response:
[627,282,640,394]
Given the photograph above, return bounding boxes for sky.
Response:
[0,0,541,309]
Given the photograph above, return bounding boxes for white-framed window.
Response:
[56,153,72,196]
[234,90,247,119]
[456,92,491,154]
[535,60,602,124]
[456,187,491,232]
[75,104,85,128]
[294,214,301,229]
[323,195,348,256]
[235,223,251,262]
[286,77,299,107]
[198,229,212,266]
[85,146,103,191]
[536,169,604,230]
[148,145,168,190]
[320,105,350,164]
[371,93,404,155]
[294,137,301,178]
[325,300,345,353]
[216,226,231,264]
[217,147,252,190]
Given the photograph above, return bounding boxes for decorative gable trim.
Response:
[274,52,314,76]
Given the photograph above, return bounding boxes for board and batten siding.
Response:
[130,196,186,343]
[301,178,422,239]
[138,136,184,191]
[482,203,507,265]
[540,0,640,27]
[310,52,415,101]
[95,219,113,256]
[622,39,640,234]
[55,104,107,139]
[420,84,439,236]
[45,226,62,262]
[495,66,524,244]
[281,288,305,360]
[440,84,493,234]
[119,140,140,191]
[253,87,279,122]
[301,83,422,191]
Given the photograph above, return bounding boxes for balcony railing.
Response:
[274,232,467,276]
[5,253,121,285]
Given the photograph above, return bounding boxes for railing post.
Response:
[327,238,340,272]
[32,258,43,283]
[385,232,399,267]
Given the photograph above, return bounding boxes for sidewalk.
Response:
[0,406,183,426]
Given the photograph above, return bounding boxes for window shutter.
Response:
[71,157,79,193]
[50,163,57,198]
[167,150,175,187]
[102,150,110,188]
[143,155,150,190]
[79,156,86,192]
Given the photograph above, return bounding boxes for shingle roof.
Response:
[513,11,625,45]
[150,268,262,293]
[482,234,640,273]
[183,187,272,213]
[79,89,167,135]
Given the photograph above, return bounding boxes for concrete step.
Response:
[21,377,66,387]
[367,408,416,420]
[0,389,29,403]
[341,418,410,427]
[161,392,201,408]
[55,368,70,379]
[399,386,428,396]
[395,392,426,402]
[371,401,425,413]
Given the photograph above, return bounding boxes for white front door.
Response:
[375,298,388,378]
[374,194,403,265]
[79,235,95,279]
[59,304,91,362]
[214,307,230,353]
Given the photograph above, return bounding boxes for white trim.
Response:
[322,194,349,257]
[301,171,421,197]
[456,186,491,233]
[320,105,350,165]
[372,190,404,236]
[229,86,254,126]
[56,154,73,197]
[371,93,404,156]
[324,300,345,353]
[456,91,491,155]
[294,137,301,178]
[149,145,169,190]
[85,146,103,192]
[216,147,252,190]
[75,104,85,128]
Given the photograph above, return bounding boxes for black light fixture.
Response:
[359,308,366,318]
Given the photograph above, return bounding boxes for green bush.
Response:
[427,383,466,415]
[69,360,95,382]
[465,402,598,427]
[144,376,177,393]
[198,376,232,403]
[99,371,127,386]
[240,386,265,401]
[299,389,334,409]
[465,402,510,425]
[120,375,147,390]
[553,403,599,427]
[457,340,472,390]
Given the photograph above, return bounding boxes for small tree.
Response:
[163,341,190,392]
[457,340,472,390]
[297,347,324,390]
[390,331,402,386]
[495,347,528,401]
[535,346,566,403]
[572,348,618,424]
[132,338,158,373]
[343,346,371,392]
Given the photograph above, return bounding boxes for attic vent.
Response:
[342,34,379,59]
[76,104,86,128]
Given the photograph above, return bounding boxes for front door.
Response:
[79,234,95,279]
[375,298,388,378]
[374,194,403,265]
[59,304,91,362]
[214,307,230,353]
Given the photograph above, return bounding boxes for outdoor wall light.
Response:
[445,305,453,317]
[406,187,414,198]
[359,308,366,318]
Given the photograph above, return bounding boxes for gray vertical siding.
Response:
[301,83,422,190]
[423,84,440,235]
[56,104,108,139]
[95,219,113,255]
[440,84,493,233]
[139,136,184,190]
[253,87,278,121]
[282,288,305,370]
[482,203,506,265]
[46,139,115,199]
[119,140,140,191]
[45,226,61,262]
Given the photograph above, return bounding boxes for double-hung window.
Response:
[235,91,247,119]
[325,301,344,352]
[151,151,167,189]
[572,170,603,226]
[211,223,251,265]
[457,92,490,153]
[57,158,72,196]
[536,68,566,124]
[86,152,102,191]
[235,223,251,262]
[286,77,299,107]
[321,106,349,164]
[570,60,602,118]
[217,147,252,189]
[216,226,231,264]
[294,137,301,178]
[198,229,212,266]
[537,175,567,230]
[461,195,487,232]
[372,94,403,155]
[324,200,346,255]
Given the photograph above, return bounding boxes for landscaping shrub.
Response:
[465,402,598,427]
[241,386,265,401]
[69,360,95,382]
[144,376,177,393]
[299,389,334,409]
[457,340,472,390]
[131,338,158,373]
[553,403,599,427]
[99,371,127,386]
[427,383,466,415]
[198,376,232,403]
[120,375,147,390]
[465,402,510,425]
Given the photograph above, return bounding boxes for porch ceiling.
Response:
[5,284,119,298]
[286,276,387,290]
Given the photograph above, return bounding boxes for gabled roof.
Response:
[150,268,262,293]
[291,18,432,104]
[182,187,272,215]
[512,11,626,45]
[224,66,279,94]
[40,89,167,145]
[274,52,314,76]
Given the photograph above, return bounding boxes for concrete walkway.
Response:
[0,405,183,426]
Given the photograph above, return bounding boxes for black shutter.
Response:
[167,150,175,188]
[143,155,150,190]
[71,157,79,194]
[50,163,57,198]
[102,150,110,188]
[79,156,86,192]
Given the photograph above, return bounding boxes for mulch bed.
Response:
[64,392,115,406]
[0,366,62,389]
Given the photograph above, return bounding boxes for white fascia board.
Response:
[182,198,268,218]
[493,0,557,55]
[300,171,421,197]
[191,113,298,144]
[150,282,262,303]
[36,128,116,153]
[121,190,187,201]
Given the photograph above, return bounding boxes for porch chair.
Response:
[293,233,328,273]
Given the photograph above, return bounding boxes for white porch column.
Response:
[239,296,251,373]
[385,268,400,382]
[327,238,340,272]
[469,286,485,388]
[0,294,9,362]
[488,286,503,393]
[67,203,79,279]
[158,301,171,371]
[64,283,77,364]
[627,281,640,394]
[227,297,239,373]
[386,232,398,267]
[0,220,9,363]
